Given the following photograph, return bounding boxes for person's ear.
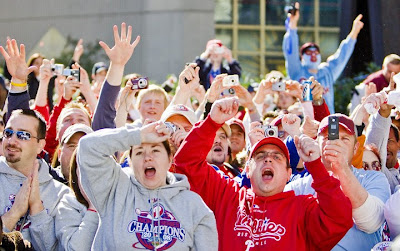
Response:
[354,139,360,156]
[38,139,46,155]
[287,167,292,182]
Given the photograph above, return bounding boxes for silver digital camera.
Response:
[164,122,178,135]
[262,125,278,138]
[51,64,64,75]
[272,81,286,92]
[63,68,80,82]
[223,75,239,87]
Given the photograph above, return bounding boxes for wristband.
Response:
[87,208,97,213]
[11,82,27,87]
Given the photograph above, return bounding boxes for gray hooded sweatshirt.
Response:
[77,126,218,250]
[0,157,70,251]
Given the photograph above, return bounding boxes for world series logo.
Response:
[128,202,186,250]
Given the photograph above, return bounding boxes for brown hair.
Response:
[363,143,382,165]
[69,149,89,208]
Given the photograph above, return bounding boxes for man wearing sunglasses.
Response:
[0,109,70,250]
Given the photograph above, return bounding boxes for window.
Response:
[215,0,341,79]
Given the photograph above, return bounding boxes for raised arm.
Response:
[92,23,140,130]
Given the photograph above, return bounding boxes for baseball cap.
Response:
[161,104,198,126]
[318,114,356,136]
[270,114,284,127]
[206,39,223,49]
[248,137,290,161]
[92,62,108,75]
[300,42,320,55]
[227,118,245,135]
[221,123,232,138]
[61,123,93,144]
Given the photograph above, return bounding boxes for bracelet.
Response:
[87,208,97,213]
[11,82,27,87]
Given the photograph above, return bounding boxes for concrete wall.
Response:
[0,0,215,83]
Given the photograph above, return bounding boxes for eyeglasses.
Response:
[362,161,381,171]
[3,128,40,141]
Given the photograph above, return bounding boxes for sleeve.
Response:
[5,91,30,122]
[192,210,218,251]
[365,112,391,168]
[44,96,70,160]
[303,157,353,250]
[77,126,141,215]
[28,209,58,251]
[174,115,240,212]
[323,37,357,82]
[282,28,302,80]
[384,189,400,239]
[55,197,99,251]
[228,60,242,78]
[91,80,121,131]
[352,171,390,233]
[34,104,50,124]
[312,99,330,122]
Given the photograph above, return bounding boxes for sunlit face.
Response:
[139,93,166,121]
[131,143,171,189]
[229,124,245,155]
[59,132,85,180]
[362,150,381,171]
[383,63,400,82]
[246,144,291,197]
[3,114,44,168]
[318,126,357,171]
[57,108,91,141]
[386,128,399,169]
[206,128,229,166]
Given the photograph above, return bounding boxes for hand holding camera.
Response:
[140,121,171,144]
[40,59,53,83]
[285,80,302,99]
[181,63,200,85]
[63,75,81,100]
[249,121,265,146]
[131,77,148,90]
[287,2,300,29]
[207,74,226,103]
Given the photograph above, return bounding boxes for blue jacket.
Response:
[283,28,357,113]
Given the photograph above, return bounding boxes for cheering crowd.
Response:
[0,2,400,250]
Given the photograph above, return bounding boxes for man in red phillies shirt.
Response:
[174,97,353,250]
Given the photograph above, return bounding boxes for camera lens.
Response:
[268,129,274,136]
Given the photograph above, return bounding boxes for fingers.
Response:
[355,14,363,22]
[20,43,26,59]
[131,35,141,48]
[113,25,120,45]
[99,41,111,54]
[11,39,19,56]
[127,25,132,44]
[27,66,38,75]
[120,22,127,40]
[0,46,10,60]
[77,38,83,47]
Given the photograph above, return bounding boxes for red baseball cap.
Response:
[248,137,290,161]
[206,39,223,49]
[318,114,356,136]
[300,42,320,55]
[227,118,245,135]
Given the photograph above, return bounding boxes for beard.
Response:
[5,155,21,163]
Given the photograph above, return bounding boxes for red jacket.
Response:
[174,115,353,250]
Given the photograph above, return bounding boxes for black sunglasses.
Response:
[3,128,40,141]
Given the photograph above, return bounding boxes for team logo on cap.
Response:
[128,202,186,250]
[173,104,189,112]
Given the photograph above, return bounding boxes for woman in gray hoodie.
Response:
[76,121,218,250]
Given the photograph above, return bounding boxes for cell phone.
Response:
[222,75,240,87]
[63,68,80,82]
[328,116,339,140]
[302,81,313,101]
[272,81,286,92]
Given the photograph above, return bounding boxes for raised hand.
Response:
[178,63,200,90]
[140,121,171,144]
[0,39,37,82]
[294,134,320,162]
[300,116,319,138]
[349,14,364,40]
[206,74,226,103]
[63,75,81,100]
[288,2,300,29]
[232,84,254,109]
[72,39,84,62]
[286,80,302,99]
[210,97,239,124]
[309,76,324,101]
[39,58,53,83]
[248,121,265,146]
[253,79,273,105]
[282,113,301,137]
[99,22,141,66]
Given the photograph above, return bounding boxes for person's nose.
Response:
[144,151,153,162]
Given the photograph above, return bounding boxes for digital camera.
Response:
[222,88,236,96]
[285,3,298,15]
[302,81,313,101]
[63,68,80,82]
[164,122,178,135]
[215,46,224,54]
[328,116,339,140]
[131,77,149,90]
[223,75,240,87]
[262,125,278,138]
[51,64,64,75]
[272,81,286,92]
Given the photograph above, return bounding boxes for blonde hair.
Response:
[135,84,169,110]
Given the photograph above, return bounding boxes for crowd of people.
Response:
[0,3,400,250]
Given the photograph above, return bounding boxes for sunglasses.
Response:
[362,161,381,171]
[3,128,40,141]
